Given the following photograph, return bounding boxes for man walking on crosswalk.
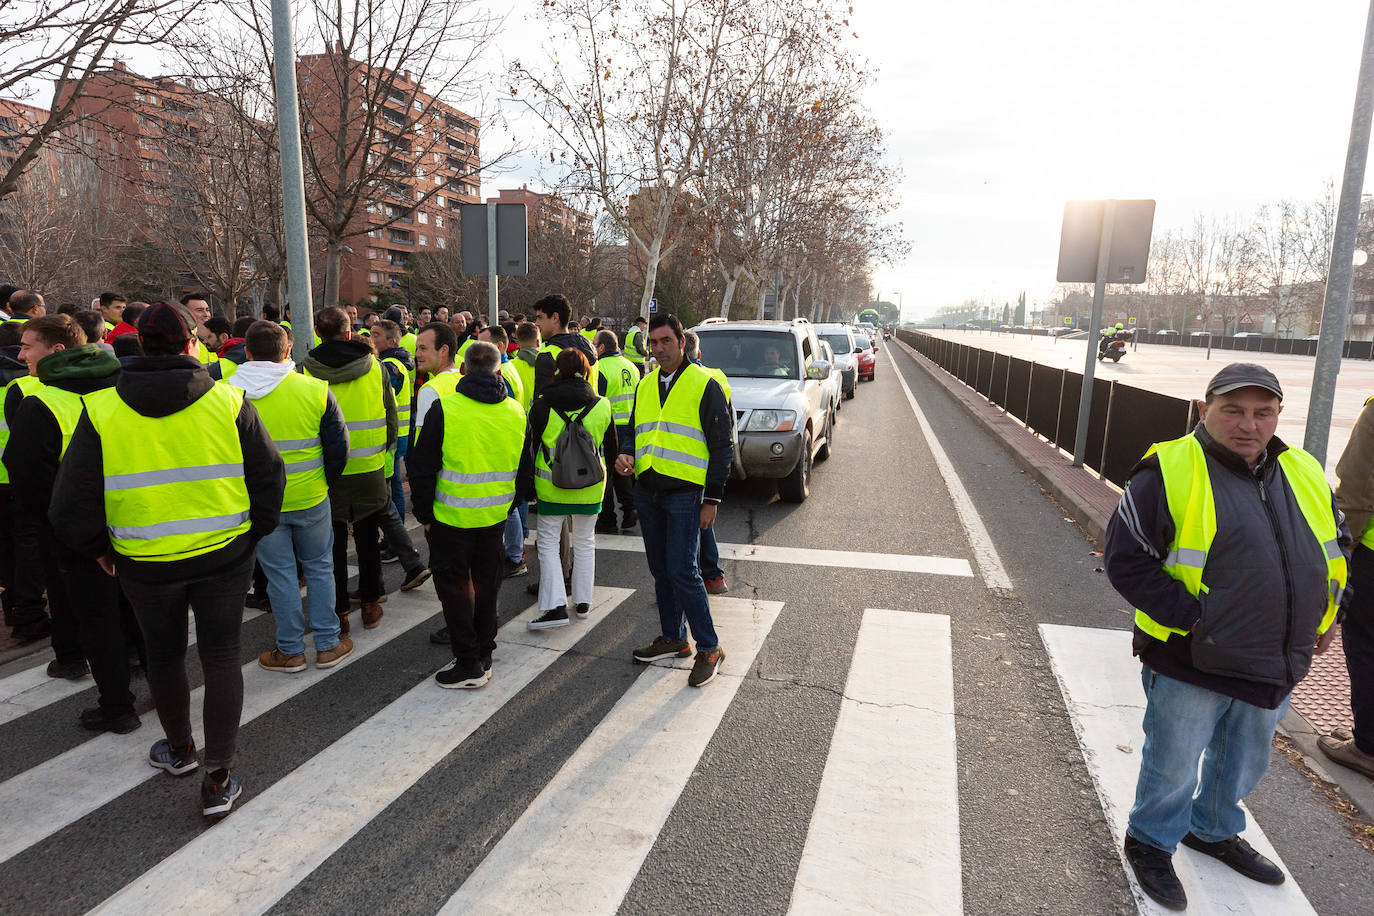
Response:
[1105,363,1349,910]
[614,313,734,687]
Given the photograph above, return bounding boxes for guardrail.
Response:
[917,326,1374,358]
[896,330,1196,488]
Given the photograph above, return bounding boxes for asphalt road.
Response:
[0,340,1370,915]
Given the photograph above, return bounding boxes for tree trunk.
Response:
[323,238,343,309]
[638,234,664,320]
[718,262,744,318]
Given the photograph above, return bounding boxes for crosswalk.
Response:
[0,586,1322,914]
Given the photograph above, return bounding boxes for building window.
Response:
[435,195,444,208]
[419,234,428,246]
[367,229,379,238]
[416,167,425,179]
[413,100,424,111]
[418,211,428,224]
[368,271,379,283]
[437,237,446,250]
[435,215,444,229]
[368,248,381,260]
[415,189,423,201]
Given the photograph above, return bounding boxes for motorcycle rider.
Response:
[1099,322,1125,357]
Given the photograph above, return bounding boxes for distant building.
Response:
[487,185,593,249]
[0,98,46,177]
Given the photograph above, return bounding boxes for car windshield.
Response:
[697,330,799,379]
[853,333,871,348]
[820,333,851,353]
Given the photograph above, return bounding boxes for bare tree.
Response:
[1251,201,1306,335]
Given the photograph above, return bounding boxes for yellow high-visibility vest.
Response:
[248,372,330,512]
[596,353,639,426]
[534,397,613,505]
[433,391,526,528]
[632,363,711,486]
[0,376,43,485]
[307,357,387,475]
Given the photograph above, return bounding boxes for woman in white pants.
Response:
[517,348,617,629]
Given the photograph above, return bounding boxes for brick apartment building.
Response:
[0,99,46,177]
[486,185,593,249]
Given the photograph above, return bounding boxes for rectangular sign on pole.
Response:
[1056,200,1156,285]
[460,204,528,276]
[649,298,658,314]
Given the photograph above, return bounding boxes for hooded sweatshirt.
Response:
[533,331,597,399]
[5,345,120,515]
[230,360,349,490]
[516,375,618,511]
[304,338,397,521]
[49,352,285,580]
[406,370,512,526]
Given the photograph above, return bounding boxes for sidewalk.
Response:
[890,335,1374,818]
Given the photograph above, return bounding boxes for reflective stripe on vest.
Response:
[1137,434,1348,641]
[248,372,330,512]
[596,354,639,426]
[31,385,88,458]
[433,392,526,528]
[625,327,646,363]
[0,376,42,485]
[84,384,251,561]
[534,397,613,505]
[308,357,387,474]
[632,363,711,485]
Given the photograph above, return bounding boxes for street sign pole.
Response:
[1073,199,1115,467]
[486,202,498,318]
[270,0,313,364]
[1306,0,1374,466]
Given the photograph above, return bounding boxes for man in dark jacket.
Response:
[0,320,36,636]
[6,315,138,729]
[531,293,596,399]
[50,301,284,817]
[1105,363,1350,910]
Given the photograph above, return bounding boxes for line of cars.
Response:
[689,317,883,503]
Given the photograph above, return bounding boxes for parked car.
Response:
[853,331,877,381]
[692,318,835,503]
[1189,331,1211,337]
[1233,332,1262,338]
[815,323,859,399]
[1155,329,1180,336]
[818,340,844,416]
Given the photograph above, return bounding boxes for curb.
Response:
[890,336,1374,820]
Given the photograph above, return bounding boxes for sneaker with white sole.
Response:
[688,646,725,687]
[258,649,307,673]
[528,607,570,630]
[435,658,490,689]
[632,636,691,663]
[315,637,354,669]
[201,770,243,817]
[574,602,591,619]
[149,738,199,776]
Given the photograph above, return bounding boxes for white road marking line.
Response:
[885,341,1013,591]
[0,587,437,865]
[789,609,961,915]
[440,596,784,916]
[93,587,635,916]
[1040,624,1316,916]
[595,533,973,578]
[0,609,266,727]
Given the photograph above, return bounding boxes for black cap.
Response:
[137,301,198,348]
[382,306,405,324]
[1206,363,1283,401]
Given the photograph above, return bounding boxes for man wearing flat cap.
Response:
[1104,363,1350,910]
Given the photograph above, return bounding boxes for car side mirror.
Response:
[853,346,864,354]
[806,359,831,380]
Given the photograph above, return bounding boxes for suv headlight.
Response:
[744,409,796,432]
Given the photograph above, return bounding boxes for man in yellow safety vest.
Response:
[594,328,638,534]
[1104,362,1350,909]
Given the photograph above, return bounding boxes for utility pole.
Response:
[271,0,313,364]
[1306,0,1374,465]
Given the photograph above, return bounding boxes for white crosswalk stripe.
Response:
[1040,624,1317,915]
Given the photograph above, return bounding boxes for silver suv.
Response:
[691,317,834,502]
[814,323,858,399]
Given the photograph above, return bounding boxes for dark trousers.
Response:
[0,487,14,624]
[1345,546,1374,753]
[9,500,50,630]
[37,524,82,663]
[333,511,382,616]
[61,548,139,715]
[120,546,255,770]
[427,521,504,664]
[599,443,635,524]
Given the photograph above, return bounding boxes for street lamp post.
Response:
[270,0,313,365]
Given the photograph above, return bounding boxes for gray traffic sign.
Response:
[460,204,528,276]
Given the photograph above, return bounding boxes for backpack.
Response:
[546,404,605,489]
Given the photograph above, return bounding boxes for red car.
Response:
[855,332,877,381]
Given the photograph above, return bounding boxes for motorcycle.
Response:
[1098,337,1127,362]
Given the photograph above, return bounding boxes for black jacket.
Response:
[407,370,511,526]
[533,332,597,399]
[206,340,248,380]
[1105,424,1351,707]
[0,347,27,386]
[4,346,120,516]
[517,376,619,502]
[617,362,733,503]
[49,354,285,580]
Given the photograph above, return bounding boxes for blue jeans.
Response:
[256,498,339,656]
[1127,666,1289,853]
[635,487,718,649]
[699,525,723,580]
[389,449,406,520]
[503,501,527,564]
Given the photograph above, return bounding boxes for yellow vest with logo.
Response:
[596,354,639,426]
[433,392,526,528]
[249,372,330,512]
[633,363,711,486]
[535,397,613,505]
[307,357,387,475]
[1137,434,1347,641]
[84,384,251,561]
[0,375,43,484]
[31,385,86,458]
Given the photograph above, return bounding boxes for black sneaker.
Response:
[435,658,490,689]
[79,707,141,734]
[1180,832,1284,885]
[688,646,725,687]
[400,567,432,591]
[149,738,199,776]
[574,603,591,619]
[11,618,52,643]
[201,770,243,817]
[243,592,272,611]
[480,653,493,672]
[528,607,570,630]
[503,560,528,578]
[620,512,638,530]
[632,636,692,663]
[380,546,400,564]
[430,626,450,645]
[1124,834,1186,910]
[595,519,620,535]
[47,659,89,680]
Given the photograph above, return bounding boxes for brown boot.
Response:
[360,600,384,629]
[337,608,351,636]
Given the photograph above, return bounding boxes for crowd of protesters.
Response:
[0,283,731,818]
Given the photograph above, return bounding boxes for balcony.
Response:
[387,229,413,244]
[444,115,477,136]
